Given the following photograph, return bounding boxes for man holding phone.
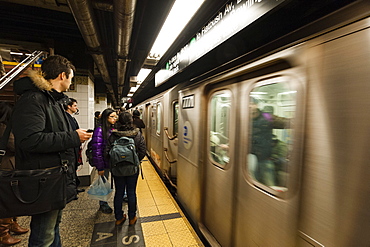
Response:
[64,98,85,195]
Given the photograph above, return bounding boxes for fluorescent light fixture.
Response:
[129,68,152,94]
[149,0,204,60]
[137,68,151,83]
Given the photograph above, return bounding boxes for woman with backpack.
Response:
[90,108,118,214]
[108,112,146,226]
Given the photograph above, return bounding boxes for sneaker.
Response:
[129,216,137,226]
[99,204,113,214]
[115,214,127,226]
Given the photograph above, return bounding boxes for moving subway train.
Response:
[133,2,370,247]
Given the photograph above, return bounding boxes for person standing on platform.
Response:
[132,109,145,133]
[94,111,101,129]
[91,108,117,214]
[11,55,92,246]
[108,112,146,226]
[64,97,85,194]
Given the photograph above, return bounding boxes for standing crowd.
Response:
[0,55,146,246]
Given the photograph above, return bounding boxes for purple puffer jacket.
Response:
[91,126,113,171]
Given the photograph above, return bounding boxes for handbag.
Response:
[0,123,68,218]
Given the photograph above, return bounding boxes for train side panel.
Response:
[177,87,204,225]
[298,18,370,247]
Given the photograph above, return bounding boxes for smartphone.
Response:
[86,129,94,133]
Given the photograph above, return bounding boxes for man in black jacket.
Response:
[11,55,92,246]
[64,98,85,194]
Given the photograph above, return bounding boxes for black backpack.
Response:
[109,136,140,177]
[85,140,94,166]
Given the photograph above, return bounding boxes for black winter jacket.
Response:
[11,70,80,202]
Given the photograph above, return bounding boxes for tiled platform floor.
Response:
[14,158,204,247]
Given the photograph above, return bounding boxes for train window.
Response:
[156,103,162,135]
[209,90,231,167]
[248,81,295,192]
[173,101,179,136]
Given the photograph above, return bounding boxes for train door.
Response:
[162,90,179,185]
[202,85,238,246]
[234,71,305,246]
[144,103,151,150]
[150,99,164,169]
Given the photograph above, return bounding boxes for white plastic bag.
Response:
[87,176,113,201]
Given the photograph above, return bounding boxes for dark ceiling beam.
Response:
[114,0,136,103]
[66,0,116,104]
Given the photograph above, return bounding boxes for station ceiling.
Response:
[0,0,359,108]
[0,0,228,107]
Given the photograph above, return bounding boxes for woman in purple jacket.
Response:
[91,108,118,214]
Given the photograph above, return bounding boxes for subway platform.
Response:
[15,158,204,247]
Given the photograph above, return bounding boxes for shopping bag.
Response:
[87,175,113,201]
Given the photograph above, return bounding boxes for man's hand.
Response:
[76,129,93,143]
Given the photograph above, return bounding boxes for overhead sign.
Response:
[155,0,284,87]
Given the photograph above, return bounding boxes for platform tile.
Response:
[138,205,160,217]
[144,233,172,247]
[168,230,200,247]
[157,204,178,215]
[141,221,167,236]
[163,218,189,233]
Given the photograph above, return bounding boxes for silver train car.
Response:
[133,2,370,246]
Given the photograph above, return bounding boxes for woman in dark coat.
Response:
[108,112,146,226]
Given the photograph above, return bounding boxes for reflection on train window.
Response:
[156,103,162,135]
[173,101,179,136]
[209,91,231,167]
[248,82,295,192]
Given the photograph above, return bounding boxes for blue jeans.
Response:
[28,209,63,247]
[113,173,139,220]
[99,168,110,206]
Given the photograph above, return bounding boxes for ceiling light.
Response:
[137,68,151,83]
[149,0,204,61]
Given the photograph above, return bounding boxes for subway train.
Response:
[132,2,370,246]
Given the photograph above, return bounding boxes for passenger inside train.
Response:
[249,82,293,190]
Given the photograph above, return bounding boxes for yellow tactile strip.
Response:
[137,159,204,247]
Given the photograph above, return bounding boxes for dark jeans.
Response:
[113,173,139,220]
[28,209,62,247]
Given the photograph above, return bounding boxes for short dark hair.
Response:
[133,110,140,116]
[118,112,133,130]
[63,98,77,110]
[42,55,76,80]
